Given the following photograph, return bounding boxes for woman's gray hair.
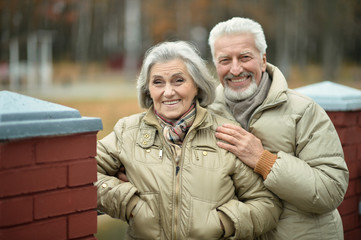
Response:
[137,41,216,109]
[208,17,267,63]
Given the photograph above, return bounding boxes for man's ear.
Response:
[262,53,267,72]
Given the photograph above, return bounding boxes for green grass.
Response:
[96,215,128,240]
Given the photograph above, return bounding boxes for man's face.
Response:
[214,33,267,100]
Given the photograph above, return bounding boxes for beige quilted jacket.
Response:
[208,63,349,240]
[95,103,282,240]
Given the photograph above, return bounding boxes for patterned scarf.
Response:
[155,102,196,145]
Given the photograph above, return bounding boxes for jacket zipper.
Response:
[173,130,193,240]
[155,117,201,239]
[174,165,180,240]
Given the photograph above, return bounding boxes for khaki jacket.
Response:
[95,103,282,240]
[208,63,349,240]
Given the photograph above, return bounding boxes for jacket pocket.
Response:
[127,193,161,239]
[134,145,163,165]
[187,197,223,239]
[191,146,220,169]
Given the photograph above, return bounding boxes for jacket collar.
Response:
[263,63,288,106]
[138,101,212,148]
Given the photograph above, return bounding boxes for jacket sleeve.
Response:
[95,130,138,221]
[264,101,349,214]
[218,160,282,240]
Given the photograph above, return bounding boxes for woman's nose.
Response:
[164,84,174,97]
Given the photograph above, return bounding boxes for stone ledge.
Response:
[295,81,361,111]
[0,91,102,140]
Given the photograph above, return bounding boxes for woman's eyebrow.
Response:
[172,72,184,77]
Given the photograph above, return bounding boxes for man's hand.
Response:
[215,123,264,169]
[117,166,129,182]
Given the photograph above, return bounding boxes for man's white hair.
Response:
[208,17,267,63]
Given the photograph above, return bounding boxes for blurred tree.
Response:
[0,0,360,81]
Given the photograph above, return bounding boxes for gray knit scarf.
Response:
[224,72,271,130]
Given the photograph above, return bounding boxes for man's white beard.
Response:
[224,75,258,101]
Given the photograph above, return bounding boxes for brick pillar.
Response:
[0,91,102,240]
[296,81,361,240]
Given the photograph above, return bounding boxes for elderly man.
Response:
[208,17,349,240]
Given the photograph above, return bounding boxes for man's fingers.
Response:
[221,123,248,135]
[216,141,239,156]
[215,131,239,145]
[216,125,245,141]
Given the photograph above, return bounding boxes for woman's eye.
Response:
[173,78,185,85]
[152,79,162,85]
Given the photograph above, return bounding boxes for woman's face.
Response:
[148,59,198,120]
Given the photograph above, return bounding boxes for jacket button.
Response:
[143,141,148,145]
[202,151,208,156]
[144,134,150,138]
[101,183,107,188]
[146,149,151,153]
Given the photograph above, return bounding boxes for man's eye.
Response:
[241,56,251,61]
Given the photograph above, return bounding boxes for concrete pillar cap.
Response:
[0,91,103,140]
[295,81,361,111]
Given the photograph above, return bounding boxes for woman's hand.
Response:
[117,166,129,182]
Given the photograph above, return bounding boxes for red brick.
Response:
[68,211,97,239]
[36,133,97,163]
[346,161,360,180]
[343,145,357,163]
[338,196,358,216]
[77,236,98,240]
[356,178,361,195]
[0,165,67,197]
[68,158,97,187]
[327,111,359,127]
[344,179,356,198]
[341,127,361,145]
[336,127,346,144]
[345,227,361,240]
[342,213,359,231]
[34,186,97,219]
[358,145,361,161]
[0,196,33,227]
[0,217,67,240]
[0,138,35,170]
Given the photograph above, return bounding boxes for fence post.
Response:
[0,91,102,240]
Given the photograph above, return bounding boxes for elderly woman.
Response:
[95,41,281,240]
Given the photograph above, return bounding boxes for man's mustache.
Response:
[224,72,254,82]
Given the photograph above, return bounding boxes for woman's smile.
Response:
[148,59,198,120]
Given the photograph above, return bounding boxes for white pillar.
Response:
[124,0,141,76]
[9,38,20,90]
[27,34,38,90]
[39,33,53,90]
